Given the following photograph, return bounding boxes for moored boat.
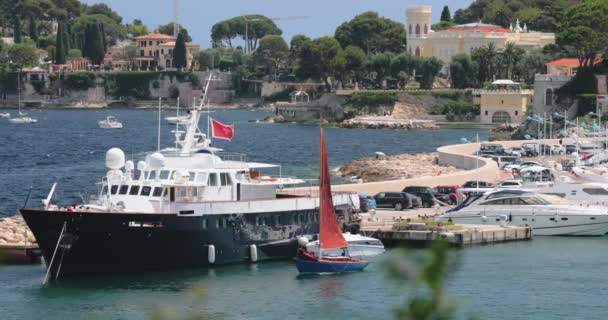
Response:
[98,116,123,129]
[295,127,368,274]
[20,73,358,279]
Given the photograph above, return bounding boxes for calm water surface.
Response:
[1,109,605,319]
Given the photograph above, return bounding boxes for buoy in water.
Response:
[249,244,258,262]
[207,245,215,264]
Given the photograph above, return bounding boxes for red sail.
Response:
[319,128,348,250]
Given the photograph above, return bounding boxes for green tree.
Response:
[431,21,455,31]
[172,32,187,69]
[66,48,81,60]
[83,23,105,65]
[558,0,608,67]
[368,52,393,87]
[158,23,192,42]
[315,36,342,89]
[334,11,406,54]
[513,48,548,85]
[254,35,288,79]
[72,14,126,47]
[340,45,366,83]
[7,44,38,69]
[418,57,442,89]
[500,42,524,79]
[449,54,478,88]
[28,16,38,42]
[211,15,282,51]
[127,19,148,37]
[85,3,122,24]
[440,6,451,22]
[472,42,498,84]
[54,22,66,64]
[13,16,22,44]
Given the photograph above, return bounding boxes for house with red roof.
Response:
[406,5,555,63]
[133,33,200,70]
[545,56,603,76]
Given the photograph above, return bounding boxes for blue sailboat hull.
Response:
[295,257,369,273]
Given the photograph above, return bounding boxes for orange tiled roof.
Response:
[134,33,175,40]
[546,56,603,66]
[159,41,200,47]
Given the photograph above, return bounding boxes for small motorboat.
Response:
[98,116,123,129]
[0,112,9,118]
[305,232,385,258]
[165,115,190,125]
[9,116,38,124]
[295,128,369,274]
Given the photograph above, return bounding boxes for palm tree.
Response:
[501,42,517,79]
[485,42,498,81]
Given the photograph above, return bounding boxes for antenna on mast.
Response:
[173,0,180,37]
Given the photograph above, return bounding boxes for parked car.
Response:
[550,144,566,155]
[358,194,377,213]
[374,192,412,210]
[405,193,423,208]
[401,186,451,207]
[491,156,522,168]
[504,161,541,172]
[494,180,524,188]
[565,144,578,154]
[505,147,524,157]
[434,186,465,205]
[462,181,493,188]
[480,143,507,155]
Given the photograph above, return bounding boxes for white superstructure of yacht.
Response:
[437,189,608,236]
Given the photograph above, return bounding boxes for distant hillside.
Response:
[453,0,574,33]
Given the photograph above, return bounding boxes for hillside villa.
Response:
[133,33,200,70]
[406,5,555,63]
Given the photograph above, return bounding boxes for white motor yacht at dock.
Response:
[20,74,358,279]
[437,189,608,236]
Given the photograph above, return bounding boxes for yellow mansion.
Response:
[406,6,555,63]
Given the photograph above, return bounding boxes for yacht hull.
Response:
[20,208,320,277]
[441,215,608,236]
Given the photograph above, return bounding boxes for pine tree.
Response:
[82,24,91,58]
[62,22,70,56]
[99,23,107,51]
[84,23,105,65]
[13,16,22,44]
[55,23,66,64]
[173,32,187,69]
[440,6,451,22]
[28,16,38,42]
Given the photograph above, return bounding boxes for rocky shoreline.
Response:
[0,216,36,246]
[338,116,438,130]
[338,152,461,183]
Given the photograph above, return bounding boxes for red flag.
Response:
[210,118,234,141]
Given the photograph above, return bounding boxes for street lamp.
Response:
[242,16,261,55]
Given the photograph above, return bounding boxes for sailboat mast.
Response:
[17,69,21,114]
[157,96,161,152]
[318,126,323,260]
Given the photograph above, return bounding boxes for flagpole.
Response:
[157,96,161,152]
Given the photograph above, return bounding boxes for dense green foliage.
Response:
[440,6,451,22]
[453,0,568,32]
[211,15,282,51]
[104,71,159,99]
[347,91,397,111]
[173,33,187,69]
[64,72,95,90]
[432,100,480,120]
[254,35,289,79]
[82,23,106,65]
[334,11,407,54]
[558,0,608,59]
[158,23,192,42]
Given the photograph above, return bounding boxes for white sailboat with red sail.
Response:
[295,128,369,273]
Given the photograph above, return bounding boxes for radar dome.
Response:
[106,148,125,170]
[125,160,134,171]
[148,152,165,169]
[137,161,147,171]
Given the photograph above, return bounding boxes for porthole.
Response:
[591,217,597,220]
[561,217,568,221]
[549,218,555,221]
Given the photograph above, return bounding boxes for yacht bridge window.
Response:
[152,187,163,197]
[110,185,119,195]
[220,173,232,186]
[208,173,218,186]
[148,171,156,180]
[129,185,140,195]
[159,170,171,180]
[141,186,152,196]
[583,188,608,195]
[119,185,129,195]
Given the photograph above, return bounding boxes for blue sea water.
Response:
[2,109,605,320]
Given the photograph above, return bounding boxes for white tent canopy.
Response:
[492,79,520,85]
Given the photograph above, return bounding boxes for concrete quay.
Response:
[359,208,532,247]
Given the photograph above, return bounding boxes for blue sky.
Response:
[82,0,473,47]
